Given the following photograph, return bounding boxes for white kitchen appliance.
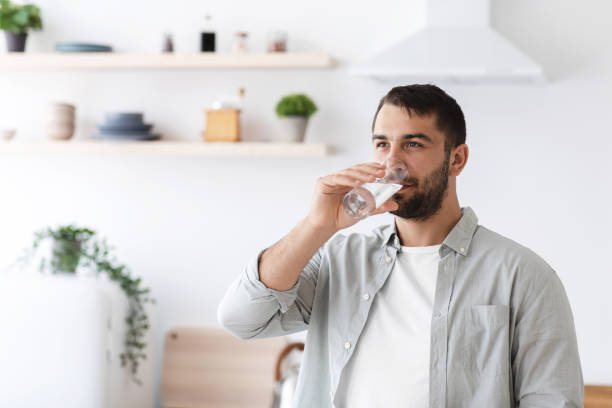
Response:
[351,0,545,83]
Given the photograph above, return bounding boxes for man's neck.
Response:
[394,202,463,247]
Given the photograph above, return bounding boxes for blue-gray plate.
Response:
[98,124,153,133]
[56,43,113,52]
[92,133,160,141]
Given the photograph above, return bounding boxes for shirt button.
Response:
[460,247,465,252]
[344,341,351,350]
[385,255,392,263]
[363,293,370,301]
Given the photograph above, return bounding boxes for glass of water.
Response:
[343,157,410,219]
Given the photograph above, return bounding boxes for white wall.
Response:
[1,0,610,406]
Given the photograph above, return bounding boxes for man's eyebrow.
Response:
[371,133,433,143]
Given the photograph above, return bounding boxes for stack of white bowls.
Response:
[47,103,76,140]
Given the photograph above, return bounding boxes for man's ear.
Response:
[450,144,469,175]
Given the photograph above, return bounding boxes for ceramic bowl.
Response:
[48,110,75,121]
[50,102,75,110]
[47,124,75,140]
[49,105,75,116]
[47,131,75,140]
[104,112,144,126]
[48,107,75,115]
[97,123,153,133]
[47,116,75,127]
[47,112,76,120]
[0,129,16,141]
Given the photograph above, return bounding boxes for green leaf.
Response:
[19,223,152,386]
[275,93,318,118]
[0,1,42,32]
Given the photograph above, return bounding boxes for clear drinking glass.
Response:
[343,157,410,218]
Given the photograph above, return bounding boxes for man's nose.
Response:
[382,155,409,182]
[384,146,407,167]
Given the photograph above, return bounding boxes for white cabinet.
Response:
[0,272,154,408]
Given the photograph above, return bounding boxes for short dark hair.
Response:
[372,84,466,154]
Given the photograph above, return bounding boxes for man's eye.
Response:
[375,142,422,148]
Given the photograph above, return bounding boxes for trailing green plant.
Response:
[275,93,317,118]
[19,224,155,386]
[0,0,42,33]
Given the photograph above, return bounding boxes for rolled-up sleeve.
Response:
[217,245,322,340]
[511,255,584,407]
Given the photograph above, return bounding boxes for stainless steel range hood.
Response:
[351,0,545,83]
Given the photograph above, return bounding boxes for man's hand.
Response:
[305,162,399,233]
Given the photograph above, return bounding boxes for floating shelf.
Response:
[0,52,334,71]
[0,140,333,157]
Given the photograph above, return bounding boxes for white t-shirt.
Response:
[335,243,441,407]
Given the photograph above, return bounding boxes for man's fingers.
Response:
[322,174,362,189]
[338,168,381,183]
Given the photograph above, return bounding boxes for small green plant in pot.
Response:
[0,0,42,52]
[46,226,94,274]
[275,93,317,142]
[20,224,155,385]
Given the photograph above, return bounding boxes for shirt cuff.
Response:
[243,248,300,313]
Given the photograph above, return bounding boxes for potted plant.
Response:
[19,224,155,385]
[47,225,92,274]
[275,93,317,142]
[0,0,42,52]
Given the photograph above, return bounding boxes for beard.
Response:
[389,153,450,222]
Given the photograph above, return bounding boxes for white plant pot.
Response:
[278,116,308,142]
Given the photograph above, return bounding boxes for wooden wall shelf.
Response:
[0,140,333,158]
[0,52,334,71]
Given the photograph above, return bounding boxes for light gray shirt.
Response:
[217,206,583,407]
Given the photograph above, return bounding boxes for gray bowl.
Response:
[104,112,144,126]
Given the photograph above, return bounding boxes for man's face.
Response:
[372,103,451,222]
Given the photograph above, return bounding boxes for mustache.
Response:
[383,175,416,185]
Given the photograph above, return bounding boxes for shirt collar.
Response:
[383,206,479,256]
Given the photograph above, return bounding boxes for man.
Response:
[218,84,583,407]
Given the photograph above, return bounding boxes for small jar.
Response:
[200,14,216,52]
[232,32,249,53]
[267,31,287,52]
[162,33,174,53]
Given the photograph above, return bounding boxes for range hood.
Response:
[351,0,545,83]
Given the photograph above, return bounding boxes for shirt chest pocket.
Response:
[460,304,510,377]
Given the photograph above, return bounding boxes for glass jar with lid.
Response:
[266,31,287,52]
[232,32,249,53]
